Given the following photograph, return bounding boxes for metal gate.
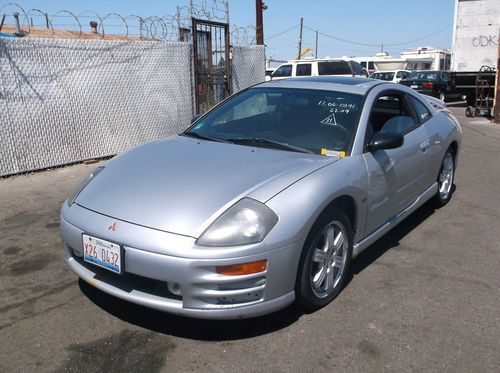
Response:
[192,18,230,114]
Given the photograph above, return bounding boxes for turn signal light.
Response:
[216,260,267,276]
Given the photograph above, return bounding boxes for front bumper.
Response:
[61,205,303,319]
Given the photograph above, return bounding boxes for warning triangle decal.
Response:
[320,113,337,125]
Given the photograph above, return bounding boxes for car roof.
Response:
[372,70,409,73]
[284,58,351,64]
[257,76,383,95]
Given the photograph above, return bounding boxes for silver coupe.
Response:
[60,77,461,319]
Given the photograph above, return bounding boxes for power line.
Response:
[303,23,452,47]
[264,24,299,41]
[267,42,297,50]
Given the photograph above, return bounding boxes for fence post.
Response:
[494,27,500,123]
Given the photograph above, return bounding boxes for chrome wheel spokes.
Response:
[310,221,348,298]
[439,153,454,200]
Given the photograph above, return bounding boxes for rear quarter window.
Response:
[296,63,312,76]
[351,62,367,76]
[318,61,351,75]
[409,95,432,123]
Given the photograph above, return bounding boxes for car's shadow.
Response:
[80,201,440,341]
[348,203,435,278]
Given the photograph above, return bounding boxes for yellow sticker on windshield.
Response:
[321,149,346,157]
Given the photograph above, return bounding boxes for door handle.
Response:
[420,139,430,151]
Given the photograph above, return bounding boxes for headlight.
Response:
[197,198,279,247]
[66,166,105,206]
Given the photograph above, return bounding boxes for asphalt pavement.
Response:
[0,106,499,372]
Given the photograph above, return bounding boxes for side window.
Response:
[351,62,367,76]
[368,93,416,138]
[396,71,402,79]
[296,63,312,76]
[318,61,351,75]
[409,95,432,123]
[368,62,375,70]
[272,65,292,78]
[360,61,367,68]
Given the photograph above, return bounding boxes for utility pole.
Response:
[315,30,318,58]
[256,0,264,45]
[297,17,303,60]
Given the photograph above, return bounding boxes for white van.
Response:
[270,58,369,80]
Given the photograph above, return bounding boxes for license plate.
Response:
[411,85,418,89]
[82,234,122,274]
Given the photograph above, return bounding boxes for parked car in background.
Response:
[370,70,411,83]
[271,59,368,80]
[61,76,461,319]
[400,70,457,101]
[265,68,275,81]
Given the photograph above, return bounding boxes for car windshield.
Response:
[408,71,439,80]
[371,72,394,81]
[184,87,363,155]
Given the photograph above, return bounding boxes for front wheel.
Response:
[296,208,353,309]
[432,148,455,207]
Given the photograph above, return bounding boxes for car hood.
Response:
[75,136,338,237]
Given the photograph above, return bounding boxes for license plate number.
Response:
[411,85,418,89]
[83,234,122,274]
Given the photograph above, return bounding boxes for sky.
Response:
[3,0,456,60]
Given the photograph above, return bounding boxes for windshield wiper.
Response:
[182,131,229,143]
[226,138,314,154]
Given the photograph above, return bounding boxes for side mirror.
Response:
[368,132,404,151]
[191,114,202,124]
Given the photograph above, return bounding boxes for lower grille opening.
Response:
[70,248,182,301]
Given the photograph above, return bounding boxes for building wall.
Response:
[452,0,500,71]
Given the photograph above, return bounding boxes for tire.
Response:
[431,148,455,208]
[296,207,353,309]
[465,106,474,118]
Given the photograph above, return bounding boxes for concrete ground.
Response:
[0,107,499,372]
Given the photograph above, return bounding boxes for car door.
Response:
[363,91,431,235]
[407,94,443,188]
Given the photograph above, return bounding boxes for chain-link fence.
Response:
[232,45,265,93]
[0,38,193,176]
[0,1,265,177]
[0,38,264,177]
[0,1,256,45]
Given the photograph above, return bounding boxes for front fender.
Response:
[264,155,369,250]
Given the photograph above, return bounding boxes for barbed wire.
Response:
[0,1,256,44]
